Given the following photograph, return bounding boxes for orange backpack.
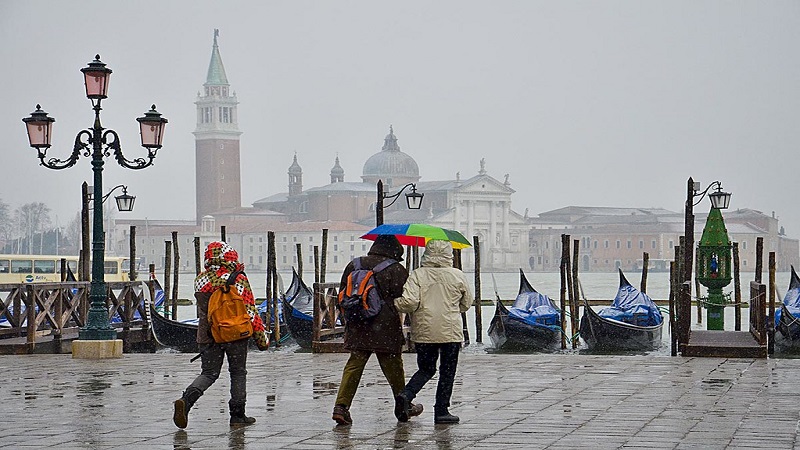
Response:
[207,271,253,343]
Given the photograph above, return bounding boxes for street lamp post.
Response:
[683,178,732,330]
[23,55,167,350]
[376,179,424,226]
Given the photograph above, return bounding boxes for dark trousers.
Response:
[187,338,249,410]
[403,342,461,413]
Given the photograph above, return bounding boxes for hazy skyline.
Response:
[2,2,798,236]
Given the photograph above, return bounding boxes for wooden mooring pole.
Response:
[194,237,201,276]
[320,229,328,283]
[472,236,482,344]
[296,243,303,276]
[571,239,580,349]
[129,225,137,281]
[559,234,569,349]
[268,231,280,346]
[314,246,320,283]
[171,231,180,321]
[733,242,742,331]
[768,252,776,355]
[640,252,649,293]
[164,240,172,319]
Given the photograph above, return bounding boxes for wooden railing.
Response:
[311,281,412,353]
[749,281,766,345]
[312,282,345,351]
[0,281,150,353]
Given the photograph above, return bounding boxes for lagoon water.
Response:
[166,270,792,356]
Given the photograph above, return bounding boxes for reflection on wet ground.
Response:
[1,352,799,448]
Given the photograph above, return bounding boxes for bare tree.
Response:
[14,202,52,254]
[0,198,10,242]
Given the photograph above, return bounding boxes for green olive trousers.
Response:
[334,350,405,408]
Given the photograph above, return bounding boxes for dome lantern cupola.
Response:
[330,156,345,183]
[361,125,420,188]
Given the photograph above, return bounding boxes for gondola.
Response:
[149,279,200,352]
[579,269,663,352]
[488,269,562,351]
[281,268,343,349]
[775,266,800,351]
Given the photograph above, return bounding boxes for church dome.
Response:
[361,126,420,185]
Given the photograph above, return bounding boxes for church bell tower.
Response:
[194,29,242,224]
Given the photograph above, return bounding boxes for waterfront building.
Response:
[528,206,798,273]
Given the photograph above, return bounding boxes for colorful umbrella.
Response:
[361,223,472,250]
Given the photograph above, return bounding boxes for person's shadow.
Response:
[228,428,246,450]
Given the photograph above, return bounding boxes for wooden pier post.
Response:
[405,246,412,271]
[54,258,66,353]
[171,231,180,321]
[669,261,677,356]
[640,252,649,293]
[194,237,201,276]
[768,252,776,355]
[571,239,580,349]
[559,234,569,349]
[268,231,280,346]
[695,252,702,324]
[164,240,172,319]
[473,236,482,344]
[732,242,742,331]
[314,246,320,283]
[266,233,273,333]
[129,225,137,281]
[320,229,328,283]
[755,237,763,283]
[220,226,226,243]
[296,243,303,276]
[80,181,90,282]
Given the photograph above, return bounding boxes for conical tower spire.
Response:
[205,29,229,86]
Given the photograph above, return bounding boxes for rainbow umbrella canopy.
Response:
[361,223,472,250]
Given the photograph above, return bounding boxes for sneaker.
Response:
[332,404,352,426]
[434,413,460,424]
[394,393,411,422]
[409,403,424,418]
[173,398,188,429]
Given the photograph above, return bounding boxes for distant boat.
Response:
[579,269,663,352]
[488,269,562,352]
[775,266,800,351]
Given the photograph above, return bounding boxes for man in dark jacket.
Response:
[332,235,423,425]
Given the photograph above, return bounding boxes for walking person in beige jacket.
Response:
[393,239,473,424]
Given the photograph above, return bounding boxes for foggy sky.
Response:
[1,2,799,235]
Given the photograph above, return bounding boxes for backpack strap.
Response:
[372,259,397,273]
[222,269,242,293]
[353,258,363,271]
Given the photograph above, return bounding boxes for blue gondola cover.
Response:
[597,283,663,327]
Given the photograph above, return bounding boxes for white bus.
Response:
[0,254,130,283]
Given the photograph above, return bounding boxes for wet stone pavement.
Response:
[1,345,799,449]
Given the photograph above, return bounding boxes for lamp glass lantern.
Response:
[114,188,136,212]
[80,55,112,99]
[709,189,731,210]
[137,105,168,149]
[405,185,424,210]
[22,105,55,149]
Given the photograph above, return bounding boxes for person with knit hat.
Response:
[331,234,423,425]
[173,241,269,429]
[393,239,473,424]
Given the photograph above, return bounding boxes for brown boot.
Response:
[409,403,424,418]
[173,387,202,429]
[332,404,352,425]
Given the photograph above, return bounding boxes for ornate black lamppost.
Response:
[683,178,731,330]
[376,179,424,226]
[23,55,167,347]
